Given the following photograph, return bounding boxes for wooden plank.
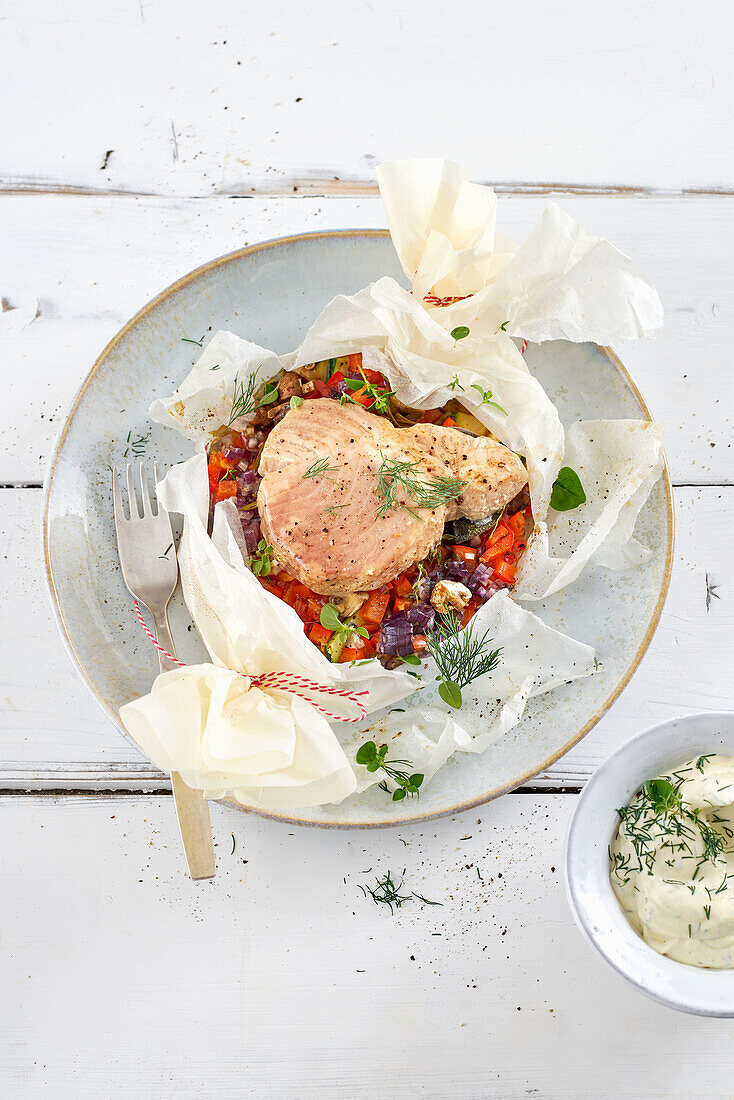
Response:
[1,0,733,194]
[3,484,732,789]
[3,791,734,1098]
[1,191,733,483]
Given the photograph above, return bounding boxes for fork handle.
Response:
[152,607,216,881]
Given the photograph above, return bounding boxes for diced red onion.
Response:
[223,447,249,463]
[406,603,435,632]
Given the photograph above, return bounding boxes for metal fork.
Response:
[113,461,216,880]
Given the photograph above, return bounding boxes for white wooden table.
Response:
[2,2,734,1095]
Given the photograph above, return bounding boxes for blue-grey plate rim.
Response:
[42,229,675,829]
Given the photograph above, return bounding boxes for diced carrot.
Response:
[347,353,363,372]
[308,622,333,646]
[452,545,478,563]
[338,647,361,663]
[393,595,413,612]
[360,638,377,658]
[460,597,481,628]
[229,430,246,449]
[443,416,458,427]
[215,480,238,501]
[493,560,516,585]
[358,588,391,626]
[412,634,428,654]
[290,581,313,598]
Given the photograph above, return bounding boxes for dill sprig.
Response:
[358,871,412,914]
[374,452,465,518]
[228,373,258,425]
[358,870,442,913]
[612,776,728,889]
[426,613,502,709]
[356,740,423,802]
[303,457,340,481]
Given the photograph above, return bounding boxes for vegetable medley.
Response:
[206,353,531,666]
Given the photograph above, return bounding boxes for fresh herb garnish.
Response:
[356,741,424,802]
[123,430,150,458]
[159,542,173,559]
[550,466,586,512]
[451,326,470,343]
[470,383,507,415]
[426,612,502,709]
[358,871,412,914]
[612,776,728,887]
[374,452,465,518]
[340,363,396,416]
[320,603,368,647]
[249,539,274,577]
[181,334,206,346]
[303,457,340,481]
[210,363,220,371]
[358,871,441,912]
[289,395,304,409]
[258,381,279,407]
[228,373,258,425]
[447,374,465,392]
[494,320,509,333]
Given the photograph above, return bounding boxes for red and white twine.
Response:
[133,600,368,723]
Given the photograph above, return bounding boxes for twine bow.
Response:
[133,600,368,723]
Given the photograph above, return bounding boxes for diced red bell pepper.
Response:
[481,532,514,562]
[338,647,361,663]
[460,597,481,628]
[259,580,283,599]
[293,597,309,620]
[362,368,386,386]
[443,416,458,428]
[358,588,391,626]
[393,573,414,597]
[493,560,517,585]
[452,545,478,563]
[346,353,363,372]
[306,598,323,622]
[290,581,313,598]
[350,386,375,408]
[313,379,332,398]
[419,409,442,424]
[308,622,333,646]
[507,511,526,538]
[229,430,246,449]
[215,479,238,502]
[360,637,377,658]
[326,370,345,389]
[485,519,510,546]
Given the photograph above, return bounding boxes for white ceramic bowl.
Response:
[566,711,734,1016]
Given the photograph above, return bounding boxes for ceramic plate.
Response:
[43,231,674,827]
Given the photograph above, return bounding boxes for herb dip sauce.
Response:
[610,754,734,969]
